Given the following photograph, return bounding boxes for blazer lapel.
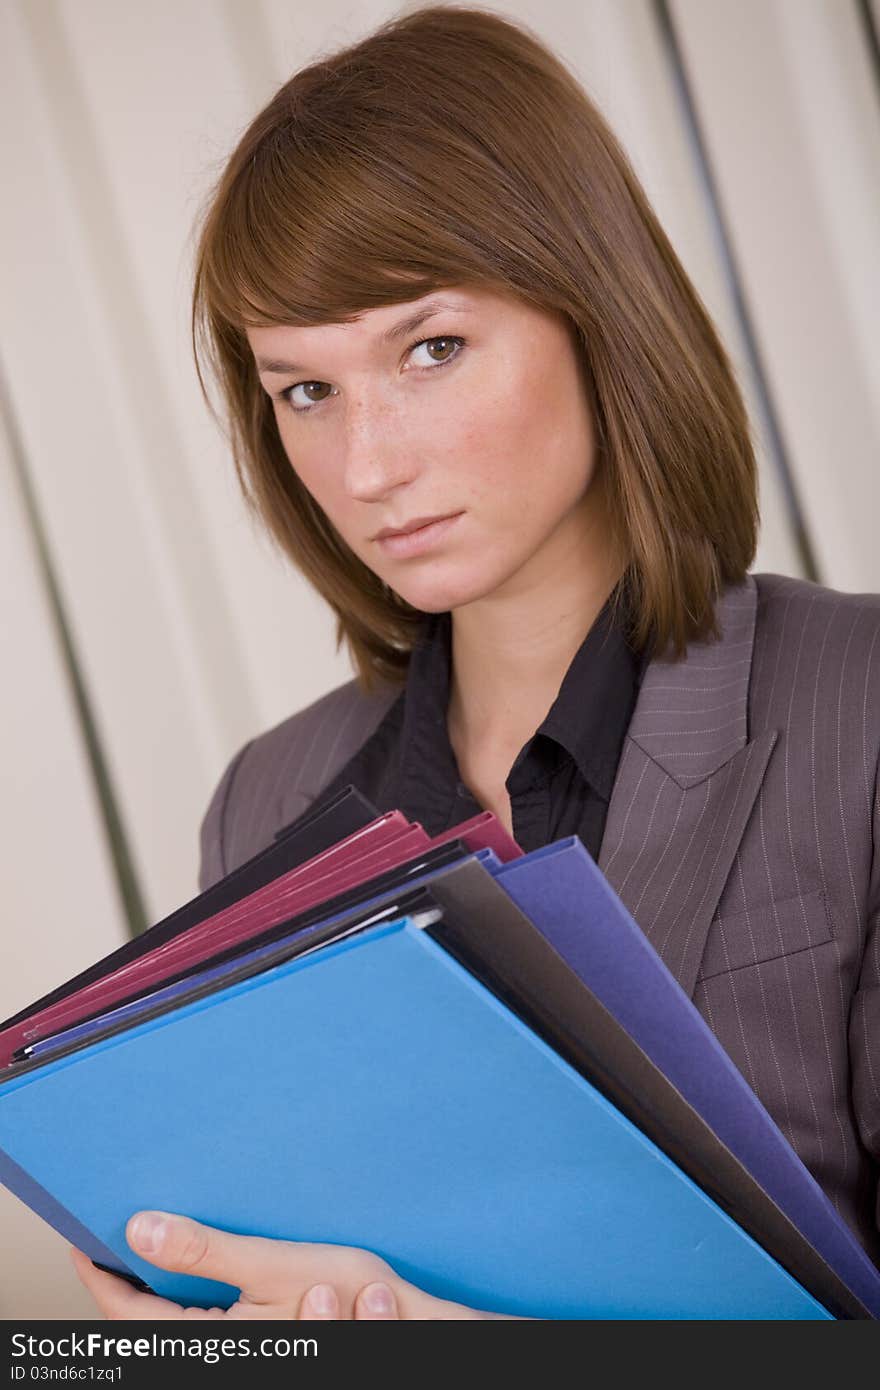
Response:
[597,574,778,999]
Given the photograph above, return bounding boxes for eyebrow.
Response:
[254,298,468,375]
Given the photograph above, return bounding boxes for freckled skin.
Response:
[247,283,604,615]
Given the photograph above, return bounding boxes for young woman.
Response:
[72,4,880,1319]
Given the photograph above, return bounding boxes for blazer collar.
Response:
[598,574,779,998]
[626,573,756,786]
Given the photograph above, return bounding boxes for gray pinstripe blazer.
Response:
[198,570,880,1260]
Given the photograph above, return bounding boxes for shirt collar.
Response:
[398,582,647,811]
[537,587,647,800]
[397,608,462,830]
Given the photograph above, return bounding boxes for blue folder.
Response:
[24,831,880,1321]
[0,913,830,1319]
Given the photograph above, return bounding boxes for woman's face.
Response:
[247,283,609,613]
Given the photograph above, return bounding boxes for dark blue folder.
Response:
[489,837,880,1316]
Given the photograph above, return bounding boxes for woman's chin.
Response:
[389,569,498,614]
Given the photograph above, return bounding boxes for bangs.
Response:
[195,89,532,336]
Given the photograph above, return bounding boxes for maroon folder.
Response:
[0,809,521,1065]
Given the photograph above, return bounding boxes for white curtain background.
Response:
[1,0,878,1318]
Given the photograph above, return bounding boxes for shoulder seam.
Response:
[753,572,880,610]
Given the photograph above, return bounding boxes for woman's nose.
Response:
[341,415,418,502]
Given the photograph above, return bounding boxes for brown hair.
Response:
[191,2,758,691]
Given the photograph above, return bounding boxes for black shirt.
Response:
[305,585,649,860]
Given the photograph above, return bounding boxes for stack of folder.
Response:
[1,787,879,1320]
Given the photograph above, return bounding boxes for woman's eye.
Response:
[408,335,464,368]
[284,381,334,411]
[280,335,465,413]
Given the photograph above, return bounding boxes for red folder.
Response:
[0,808,521,1064]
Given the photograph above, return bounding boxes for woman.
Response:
[72,3,880,1319]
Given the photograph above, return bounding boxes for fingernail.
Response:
[305,1284,338,1315]
[129,1212,169,1253]
[363,1282,394,1314]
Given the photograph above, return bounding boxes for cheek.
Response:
[433,385,528,502]
[275,422,346,511]
[449,379,595,520]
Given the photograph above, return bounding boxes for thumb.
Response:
[126,1211,290,1300]
[354,1282,400,1320]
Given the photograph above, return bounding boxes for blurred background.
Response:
[1,0,879,1318]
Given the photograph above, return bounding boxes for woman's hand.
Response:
[70,1211,507,1319]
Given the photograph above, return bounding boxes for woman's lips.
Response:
[375,512,464,558]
